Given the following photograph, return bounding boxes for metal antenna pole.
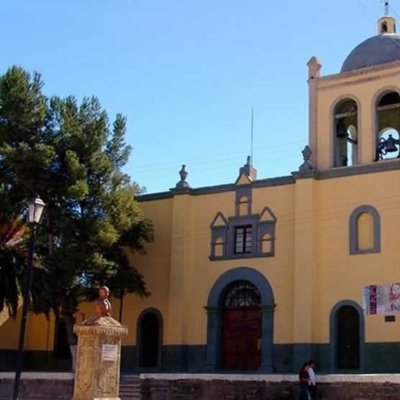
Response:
[250,107,254,165]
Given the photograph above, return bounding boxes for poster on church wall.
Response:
[362,283,400,314]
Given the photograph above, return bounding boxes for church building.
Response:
[126,9,400,374]
[2,8,400,375]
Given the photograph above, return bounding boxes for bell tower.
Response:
[378,1,396,34]
[307,6,400,171]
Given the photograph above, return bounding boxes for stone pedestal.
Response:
[72,316,128,400]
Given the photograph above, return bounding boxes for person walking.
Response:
[307,360,317,400]
[298,362,311,400]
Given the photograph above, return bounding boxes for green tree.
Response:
[0,66,152,362]
[0,65,51,317]
[0,185,28,318]
[106,218,153,322]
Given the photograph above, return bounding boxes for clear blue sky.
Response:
[0,0,389,193]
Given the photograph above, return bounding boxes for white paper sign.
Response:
[102,344,118,361]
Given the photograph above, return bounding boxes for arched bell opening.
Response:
[333,99,358,167]
[375,91,400,160]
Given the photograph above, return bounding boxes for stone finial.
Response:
[307,56,321,79]
[238,155,257,181]
[176,164,190,189]
[299,145,314,172]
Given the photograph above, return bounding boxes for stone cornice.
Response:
[138,176,295,202]
[138,160,400,202]
[312,61,400,93]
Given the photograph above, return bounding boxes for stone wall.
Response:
[2,372,400,399]
[0,373,73,400]
[142,378,297,399]
[141,374,400,400]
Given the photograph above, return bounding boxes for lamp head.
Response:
[28,197,46,224]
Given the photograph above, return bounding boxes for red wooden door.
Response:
[222,307,262,370]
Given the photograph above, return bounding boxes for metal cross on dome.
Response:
[384,0,390,16]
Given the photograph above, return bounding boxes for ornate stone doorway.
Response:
[205,267,275,372]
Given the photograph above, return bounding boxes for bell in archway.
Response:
[336,119,348,138]
[384,134,398,153]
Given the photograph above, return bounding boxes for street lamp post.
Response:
[12,197,46,400]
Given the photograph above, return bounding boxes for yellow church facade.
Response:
[2,12,400,374]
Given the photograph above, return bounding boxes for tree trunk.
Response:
[119,293,124,323]
[63,311,77,372]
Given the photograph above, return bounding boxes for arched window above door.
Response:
[222,280,261,308]
[349,205,381,254]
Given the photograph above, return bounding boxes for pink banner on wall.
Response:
[362,283,400,314]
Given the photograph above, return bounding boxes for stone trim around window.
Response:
[210,208,276,261]
[349,205,381,255]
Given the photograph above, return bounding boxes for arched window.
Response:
[222,280,261,308]
[213,237,224,257]
[333,98,358,167]
[235,187,252,217]
[356,213,374,250]
[375,91,400,160]
[349,205,381,254]
[261,233,272,254]
[210,212,228,260]
[381,21,388,33]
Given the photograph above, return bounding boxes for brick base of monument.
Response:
[141,375,400,400]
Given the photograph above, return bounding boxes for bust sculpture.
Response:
[94,286,112,317]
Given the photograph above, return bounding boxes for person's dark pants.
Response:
[308,385,316,400]
[299,383,310,400]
